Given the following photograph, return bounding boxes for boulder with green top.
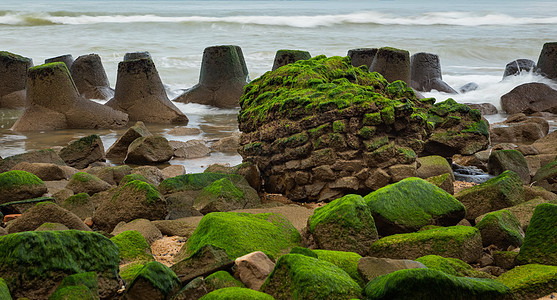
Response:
[0,51,32,109]
[182,212,301,261]
[456,170,525,221]
[308,194,378,255]
[475,196,551,231]
[5,201,91,233]
[271,49,311,71]
[475,209,524,248]
[488,149,530,184]
[205,271,245,293]
[106,121,152,160]
[160,173,248,195]
[12,62,128,131]
[193,177,260,214]
[125,261,180,300]
[0,170,47,205]
[204,161,262,191]
[110,230,154,264]
[49,272,99,300]
[415,255,493,278]
[516,203,557,265]
[59,135,106,169]
[0,230,121,299]
[124,136,174,164]
[174,45,248,108]
[119,262,145,285]
[111,218,162,245]
[87,165,132,186]
[313,249,364,287]
[369,226,482,263]
[172,244,234,285]
[65,172,111,196]
[357,257,426,283]
[364,268,510,300]
[260,253,362,300]
[532,158,557,193]
[92,180,167,232]
[35,222,69,231]
[416,155,454,181]
[0,148,66,173]
[496,264,557,300]
[363,177,465,235]
[200,287,274,300]
[60,192,94,219]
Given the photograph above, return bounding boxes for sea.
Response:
[1,0,556,172]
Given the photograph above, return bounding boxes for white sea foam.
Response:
[2,11,557,27]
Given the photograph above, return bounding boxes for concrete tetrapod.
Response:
[11,62,128,131]
[410,52,457,94]
[271,49,311,71]
[174,45,248,108]
[106,58,188,124]
[0,51,33,108]
[70,53,114,100]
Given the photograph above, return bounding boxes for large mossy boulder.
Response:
[475,209,524,249]
[369,226,482,263]
[260,253,362,299]
[193,177,260,214]
[125,261,181,300]
[237,55,487,202]
[487,149,530,184]
[456,170,525,221]
[364,268,510,300]
[205,271,245,292]
[308,194,378,255]
[0,230,121,299]
[532,158,557,193]
[363,177,466,235]
[200,287,274,300]
[496,264,557,300]
[415,255,493,278]
[516,203,557,265]
[110,230,154,265]
[313,249,364,287]
[49,272,99,300]
[59,134,105,169]
[0,170,47,205]
[182,212,301,260]
[65,172,111,196]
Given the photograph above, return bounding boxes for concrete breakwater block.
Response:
[11,62,128,131]
[174,45,248,108]
[271,49,311,71]
[45,54,74,71]
[70,53,114,100]
[0,51,33,108]
[348,48,377,69]
[370,46,411,84]
[537,42,557,79]
[410,52,457,94]
[106,58,188,124]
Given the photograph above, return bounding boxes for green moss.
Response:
[61,135,100,154]
[496,264,557,299]
[49,272,98,300]
[119,173,150,186]
[310,194,376,233]
[0,51,31,63]
[119,261,145,284]
[159,173,243,195]
[476,209,524,247]
[416,255,493,278]
[0,170,44,190]
[462,120,490,136]
[110,230,153,264]
[380,105,395,124]
[205,271,245,291]
[70,172,101,183]
[200,287,275,299]
[289,247,318,258]
[332,120,346,133]
[260,254,362,299]
[126,261,180,297]
[533,159,557,183]
[364,136,389,152]
[0,278,11,300]
[65,193,91,205]
[185,212,301,260]
[48,285,96,300]
[116,180,162,205]
[275,132,309,148]
[198,178,245,202]
[364,268,510,300]
[363,112,382,126]
[358,126,376,139]
[363,177,465,233]
[516,203,557,265]
[313,250,365,287]
[426,173,451,187]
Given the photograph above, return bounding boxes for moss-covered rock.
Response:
[125,261,180,299]
[364,268,510,300]
[475,209,524,248]
[0,230,120,299]
[109,230,154,264]
[533,158,557,193]
[0,170,47,205]
[61,192,94,220]
[200,287,274,300]
[456,170,525,220]
[260,253,362,299]
[59,134,105,169]
[289,247,318,258]
[48,272,98,300]
[119,261,144,285]
[369,226,482,263]
[516,203,557,265]
[313,249,364,287]
[487,149,530,184]
[363,177,465,235]
[0,278,12,300]
[65,172,111,196]
[416,155,455,181]
[474,196,551,232]
[415,255,493,278]
[496,264,557,300]
[119,173,152,186]
[0,148,66,173]
[308,194,378,255]
[171,244,234,285]
[159,173,244,194]
[35,222,69,231]
[205,271,245,292]
[493,251,518,270]
[193,177,260,214]
[183,212,300,260]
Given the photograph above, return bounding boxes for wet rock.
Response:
[11,62,128,131]
[70,53,114,100]
[466,102,497,115]
[88,165,132,185]
[503,59,536,78]
[370,46,411,83]
[0,149,66,173]
[459,82,479,93]
[501,82,557,115]
[410,52,457,93]
[0,51,32,108]
[124,51,151,61]
[348,48,377,68]
[45,54,74,70]
[106,58,188,124]
[161,165,186,179]
[174,45,248,108]
[65,172,111,195]
[488,149,531,184]
[210,133,240,153]
[11,162,68,181]
[170,140,210,159]
[124,136,174,164]
[536,41,557,79]
[167,126,203,136]
[59,134,106,169]
[6,201,91,233]
[171,244,234,285]
[532,158,557,193]
[475,210,525,249]
[173,276,208,300]
[125,261,180,300]
[272,49,311,71]
[490,113,549,143]
[106,121,152,159]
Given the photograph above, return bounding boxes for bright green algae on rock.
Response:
[363,177,465,234]
[475,209,524,248]
[49,272,98,300]
[313,250,365,287]
[289,247,318,258]
[364,268,510,300]
[185,212,301,260]
[260,253,362,300]
[119,173,150,186]
[119,262,144,284]
[0,170,44,189]
[0,278,12,300]
[200,287,275,300]
[205,271,245,292]
[114,180,162,205]
[64,193,91,205]
[496,264,557,300]
[516,203,557,265]
[109,230,154,264]
[126,261,180,297]
[415,255,493,278]
[199,178,245,200]
[70,172,102,183]
[159,173,245,195]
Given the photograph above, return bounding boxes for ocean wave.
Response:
[2,10,557,27]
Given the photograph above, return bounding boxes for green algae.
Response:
[70,172,101,183]
[205,271,245,291]
[64,193,91,205]
[49,272,98,300]
[200,287,275,300]
[313,250,365,287]
[199,178,245,202]
[0,278,11,300]
[119,173,150,186]
[516,203,557,265]
[158,173,243,195]
[48,285,96,300]
[126,261,180,297]
[475,209,524,247]
[0,170,44,190]
[185,212,301,260]
[310,194,376,233]
[109,230,153,264]
[289,247,318,258]
[496,264,557,299]
[415,255,493,278]
[114,180,162,205]
[119,261,145,284]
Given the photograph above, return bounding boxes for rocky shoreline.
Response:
[1,43,557,299]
